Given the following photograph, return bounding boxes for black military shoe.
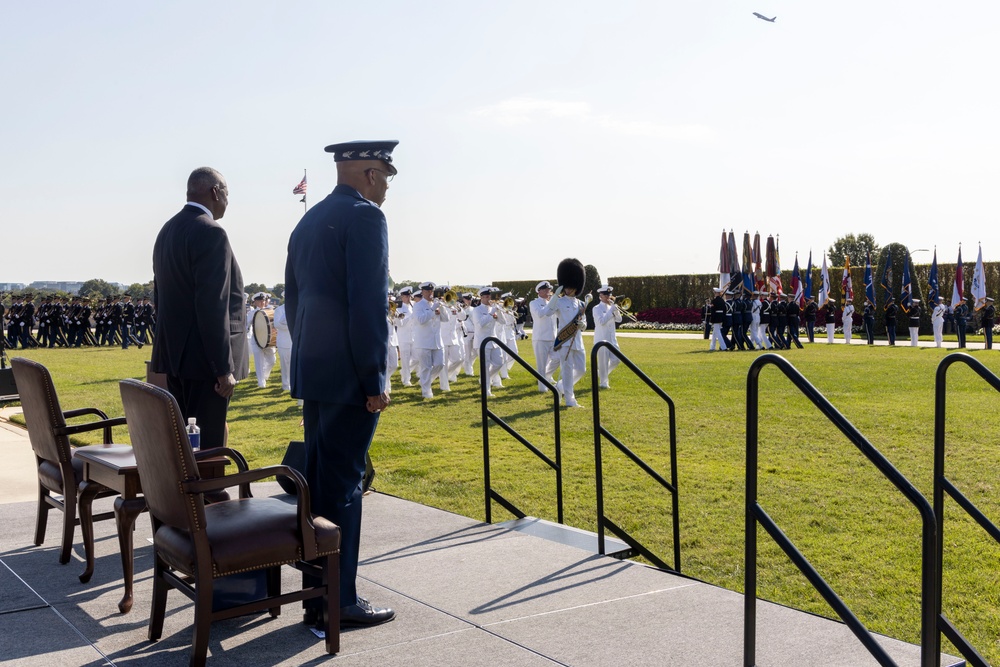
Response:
[340,597,395,627]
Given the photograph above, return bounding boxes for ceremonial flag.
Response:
[864,252,875,307]
[900,256,912,313]
[842,255,854,302]
[741,232,754,296]
[727,230,741,292]
[766,236,783,295]
[972,244,987,310]
[927,248,939,306]
[719,230,730,290]
[753,232,764,290]
[804,251,814,303]
[819,254,831,306]
[292,173,307,195]
[951,246,964,308]
[879,247,893,309]
[791,254,803,306]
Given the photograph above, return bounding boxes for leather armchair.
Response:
[118,379,340,666]
[11,357,125,568]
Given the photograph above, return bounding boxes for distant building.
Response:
[29,281,85,293]
[0,283,26,292]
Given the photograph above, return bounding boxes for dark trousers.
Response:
[165,375,230,450]
[886,322,896,345]
[302,400,379,608]
[956,321,966,348]
[787,317,803,348]
[865,317,875,344]
[986,323,994,350]
[806,321,815,343]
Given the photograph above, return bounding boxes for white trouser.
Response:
[385,344,398,393]
[827,323,835,344]
[843,325,852,344]
[443,344,462,384]
[910,327,919,346]
[462,335,476,375]
[553,347,586,407]
[596,345,620,387]
[749,319,761,347]
[417,347,445,396]
[478,342,504,394]
[252,345,277,387]
[533,339,556,391]
[277,345,292,391]
[758,323,772,349]
[710,323,727,351]
[933,320,943,347]
[398,341,415,385]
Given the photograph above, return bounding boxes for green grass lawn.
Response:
[6,340,1000,660]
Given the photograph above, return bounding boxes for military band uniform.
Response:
[249,303,277,387]
[273,302,292,391]
[412,286,449,399]
[931,299,946,347]
[472,291,504,394]
[457,297,476,376]
[592,290,622,388]
[842,301,855,345]
[394,292,416,386]
[549,292,587,407]
[530,284,558,390]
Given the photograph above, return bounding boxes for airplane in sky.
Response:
[753,12,776,22]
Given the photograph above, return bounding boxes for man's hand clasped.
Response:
[366,392,391,413]
[215,373,237,398]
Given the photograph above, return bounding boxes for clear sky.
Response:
[3,1,999,289]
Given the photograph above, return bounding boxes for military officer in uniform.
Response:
[592,285,622,388]
[983,297,996,350]
[823,298,837,344]
[954,297,969,348]
[393,286,416,386]
[908,299,921,347]
[786,295,804,349]
[529,280,558,390]
[709,288,727,351]
[412,281,449,399]
[803,296,818,343]
[472,286,504,394]
[931,296,946,348]
[885,296,898,345]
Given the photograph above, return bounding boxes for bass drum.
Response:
[252,308,277,349]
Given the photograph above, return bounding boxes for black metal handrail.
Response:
[480,336,563,524]
[590,341,680,572]
[744,354,938,667]
[934,352,999,667]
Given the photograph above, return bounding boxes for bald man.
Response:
[285,141,397,629]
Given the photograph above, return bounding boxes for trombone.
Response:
[611,295,638,322]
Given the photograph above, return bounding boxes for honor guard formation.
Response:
[2,292,154,350]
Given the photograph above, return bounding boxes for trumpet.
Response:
[389,300,398,316]
[611,295,637,322]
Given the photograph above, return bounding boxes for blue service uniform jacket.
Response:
[284,185,389,405]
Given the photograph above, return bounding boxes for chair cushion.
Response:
[154,497,341,577]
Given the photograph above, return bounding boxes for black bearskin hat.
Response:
[556,258,586,294]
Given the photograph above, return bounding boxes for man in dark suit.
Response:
[285,140,397,629]
[150,167,248,450]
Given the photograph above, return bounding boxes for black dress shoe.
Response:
[340,598,395,627]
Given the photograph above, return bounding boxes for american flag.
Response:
[292,175,307,195]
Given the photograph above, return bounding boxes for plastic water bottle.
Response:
[186,418,201,451]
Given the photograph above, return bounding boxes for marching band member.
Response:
[458,292,476,376]
[592,285,622,389]
[550,258,588,408]
[842,299,855,345]
[413,281,449,398]
[498,291,517,377]
[931,296,946,348]
[249,291,277,387]
[529,280,558,391]
[472,286,504,395]
[439,288,464,385]
[273,293,293,391]
[394,286,416,386]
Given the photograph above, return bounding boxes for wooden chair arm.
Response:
[56,416,127,444]
[194,447,251,497]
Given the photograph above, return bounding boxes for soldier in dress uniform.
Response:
[412,281,449,399]
[954,297,968,348]
[457,292,476,377]
[36,297,52,347]
[786,294,804,349]
[273,292,293,391]
[592,285,622,388]
[774,293,788,348]
[739,293,754,350]
[757,291,772,350]
[907,299,921,347]
[842,298,855,345]
[709,288,727,351]
[547,259,589,408]
[823,298,837,344]
[750,291,763,350]
[983,297,996,350]
[803,296,818,343]
[931,296,946,348]
[19,294,36,349]
[884,296,898,346]
[863,299,876,345]
[722,290,736,349]
[472,286,504,394]
[529,280,558,389]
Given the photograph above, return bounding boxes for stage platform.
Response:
[0,482,964,666]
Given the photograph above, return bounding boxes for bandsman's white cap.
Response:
[398,286,413,295]
[252,291,267,301]
[501,292,512,299]
[478,286,493,296]
[912,298,921,303]
[419,281,435,291]
[536,280,553,292]
[597,284,613,294]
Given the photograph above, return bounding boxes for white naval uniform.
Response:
[273,304,292,391]
[826,309,836,344]
[842,304,855,344]
[530,296,558,391]
[249,306,277,388]
[499,307,517,377]
[472,302,504,394]
[413,297,449,398]
[932,303,946,347]
[550,294,587,407]
[592,300,622,388]
[442,304,463,385]
[395,301,416,386]
[456,304,475,376]
[750,298,762,349]
[386,310,399,393]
